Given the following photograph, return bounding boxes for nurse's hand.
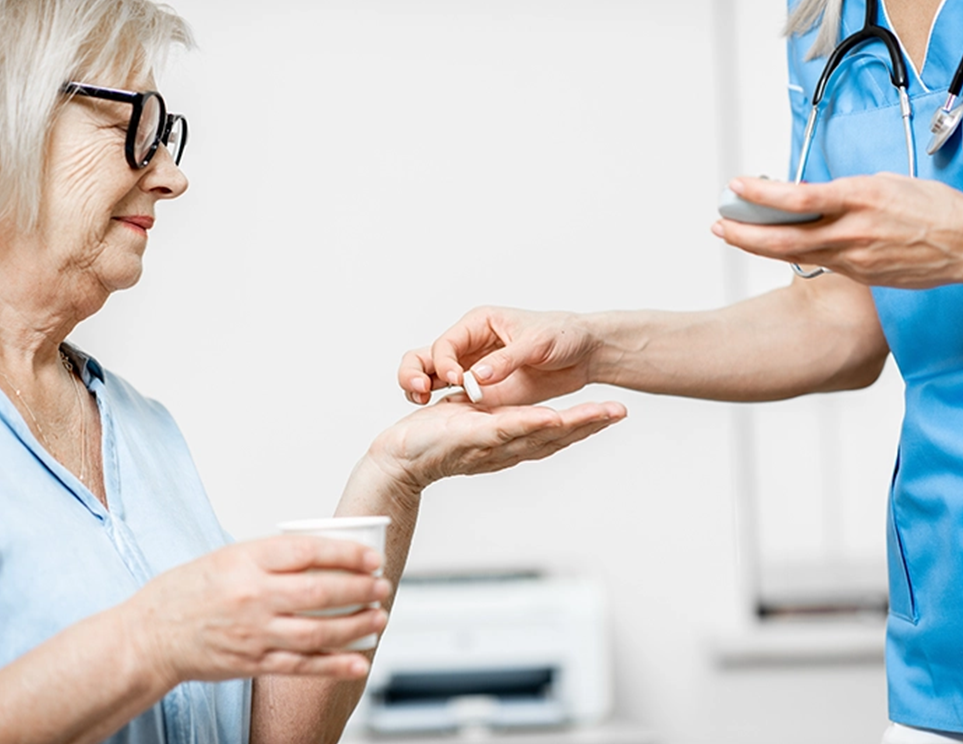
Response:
[398,307,602,407]
[126,536,390,685]
[712,174,963,288]
[370,393,627,491]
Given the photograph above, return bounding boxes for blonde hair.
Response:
[0,0,194,231]
[785,0,844,59]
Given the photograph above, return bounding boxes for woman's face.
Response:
[31,74,188,301]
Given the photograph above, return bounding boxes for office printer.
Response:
[358,571,613,736]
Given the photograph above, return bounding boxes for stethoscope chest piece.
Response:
[928,103,963,155]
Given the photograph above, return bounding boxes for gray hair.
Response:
[785,0,843,59]
[0,0,194,231]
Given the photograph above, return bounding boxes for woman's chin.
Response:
[98,257,144,293]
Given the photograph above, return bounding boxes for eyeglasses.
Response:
[61,82,188,170]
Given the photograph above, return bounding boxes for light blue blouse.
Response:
[0,347,250,743]
[787,0,963,732]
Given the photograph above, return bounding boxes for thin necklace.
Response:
[0,349,88,484]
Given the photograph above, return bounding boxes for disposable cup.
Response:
[276,515,391,651]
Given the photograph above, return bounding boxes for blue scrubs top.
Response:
[787,0,963,731]
[0,347,250,743]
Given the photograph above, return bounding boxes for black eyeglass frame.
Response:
[61,82,188,170]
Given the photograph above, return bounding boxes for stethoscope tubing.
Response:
[950,54,963,100]
[791,0,915,280]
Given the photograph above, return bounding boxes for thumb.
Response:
[468,345,531,386]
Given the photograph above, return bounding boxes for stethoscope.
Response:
[792,0,963,279]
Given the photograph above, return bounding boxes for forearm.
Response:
[0,604,171,744]
[250,449,421,744]
[587,275,889,401]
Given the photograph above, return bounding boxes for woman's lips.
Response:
[114,215,155,235]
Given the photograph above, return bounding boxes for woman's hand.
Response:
[368,394,627,492]
[712,174,963,288]
[126,536,391,686]
[398,307,603,407]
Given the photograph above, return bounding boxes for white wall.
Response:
[70,1,898,742]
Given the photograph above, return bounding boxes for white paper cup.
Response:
[276,516,391,651]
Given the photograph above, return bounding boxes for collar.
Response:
[60,343,105,386]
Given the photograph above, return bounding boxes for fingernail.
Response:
[350,658,369,675]
[364,550,382,571]
[375,578,392,597]
[711,222,725,238]
[412,377,428,393]
[446,370,459,385]
[473,364,493,381]
[729,179,745,194]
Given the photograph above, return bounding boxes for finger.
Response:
[398,347,436,403]
[267,608,389,653]
[477,400,626,448]
[259,650,371,678]
[554,400,628,427]
[253,535,382,575]
[466,412,625,474]
[520,418,619,460]
[522,416,624,459]
[496,400,626,437]
[512,403,626,451]
[729,176,846,217]
[714,218,834,262]
[467,344,531,387]
[430,308,508,387]
[271,573,391,615]
[474,405,565,445]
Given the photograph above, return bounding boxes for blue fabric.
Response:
[0,347,250,743]
[787,0,963,731]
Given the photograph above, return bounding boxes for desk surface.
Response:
[342,722,657,744]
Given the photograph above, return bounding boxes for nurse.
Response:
[398,0,963,741]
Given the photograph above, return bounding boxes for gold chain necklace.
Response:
[0,349,88,484]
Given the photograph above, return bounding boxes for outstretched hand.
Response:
[712,174,963,288]
[370,393,627,492]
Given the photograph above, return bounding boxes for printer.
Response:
[355,571,613,736]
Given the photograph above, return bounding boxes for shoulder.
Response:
[783,0,843,97]
[785,8,824,102]
[66,345,185,440]
[100,367,174,422]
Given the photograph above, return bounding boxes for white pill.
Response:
[462,370,483,403]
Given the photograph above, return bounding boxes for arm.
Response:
[250,455,419,744]
[0,537,388,744]
[398,273,889,407]
[0,608,174,744]
[588,272,888,401]
[250,396,627,743]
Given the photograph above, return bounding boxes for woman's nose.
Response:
[140,147,189,199]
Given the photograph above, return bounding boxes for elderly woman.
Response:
[0,2,626,743]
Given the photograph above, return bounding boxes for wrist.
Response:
[112,598,181,696]
[584,310,648,387]
[344,438,424,513]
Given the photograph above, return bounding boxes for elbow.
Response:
[826,347,890,392]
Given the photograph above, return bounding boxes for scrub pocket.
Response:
[886,453,917,623]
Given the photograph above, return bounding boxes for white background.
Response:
[71,1,905,742]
